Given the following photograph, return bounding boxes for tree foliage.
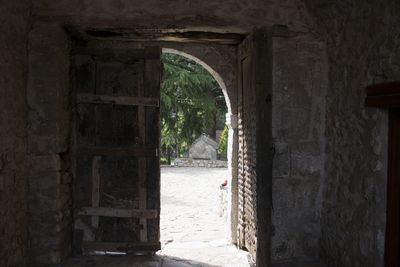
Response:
[218,126,229,159]
[161,53,227,158]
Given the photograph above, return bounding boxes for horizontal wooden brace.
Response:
[77,93,159,107]
[365,95,400,108]
[82,241,161,253]
[67,26,244,45]
[79,207,158,219]
[77,145,158,157]
[365,81,400,108]
[366,81,400,96]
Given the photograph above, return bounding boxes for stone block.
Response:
[0,0,31,267]
[272,177,321,261]
[273,108,311,141]
[273,142,290,178]
[27,135,60,155]
[28,186,67,212]
[290,142,321,177]
[173,158,228,168]
[28,171,62,190]
[27,155,62,173]
[189,134,218,160]
[61,172,72,184]
[30,224,71,246]
[31,250,63,265]
[27,21,71,159]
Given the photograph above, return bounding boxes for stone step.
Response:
[272,261,326,267]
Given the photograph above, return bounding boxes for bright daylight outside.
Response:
[158,52,249,267]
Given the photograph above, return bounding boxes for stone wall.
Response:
[33,0,312,33]
[174,158,228,168]
[303,1,400,266]
[235,28,328,266]
[27,21,72,265]
[0,1,31,266]
[271,33,328,263]
[35,1,327,264]
[30,1,317,264]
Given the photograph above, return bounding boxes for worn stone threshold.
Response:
[272,261,326,267]
[54,254,232,267]
[55,255,327,267]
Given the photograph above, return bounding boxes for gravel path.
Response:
[159,167,250,267]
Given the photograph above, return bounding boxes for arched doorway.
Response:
[158,49,246,266]
[161,48,239,243]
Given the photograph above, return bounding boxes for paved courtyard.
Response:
[159,167,250,267]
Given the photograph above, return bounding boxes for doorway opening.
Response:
[30,22,272,267]
[158,50,248,266]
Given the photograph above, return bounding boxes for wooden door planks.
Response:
[91,156,101,228]
[77,145,157,157]
[73,46,161,254]
[385,110,400,267]
[77,93,159,107]
[237,28,272,267]
[138,49,148,243]
[365,81,400,267]
[79,207,158,219]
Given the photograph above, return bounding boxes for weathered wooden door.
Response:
[72,47,161,254]
[365,82,400,267]
[237,28,272,267]
[386,110,400,267]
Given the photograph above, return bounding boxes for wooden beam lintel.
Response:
[365,81,400,108]
[365,95,400,108]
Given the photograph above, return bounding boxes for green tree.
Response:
[161,53,227,162]
[218,126,229,160]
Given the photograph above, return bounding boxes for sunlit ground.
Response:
[159,167,250,267]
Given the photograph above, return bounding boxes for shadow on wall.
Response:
[57,254,223,267]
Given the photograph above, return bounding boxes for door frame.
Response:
[237,27,273,267]
[365,81,400,267]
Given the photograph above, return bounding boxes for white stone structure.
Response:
[188,134,219,160]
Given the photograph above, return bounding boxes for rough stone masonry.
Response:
[0,1,31,266]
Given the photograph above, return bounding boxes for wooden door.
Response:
[365,81,400,267]
[237,28,272,267]
[386,110,400,267]
[72,47,161,254]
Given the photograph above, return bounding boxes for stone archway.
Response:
[162,48,232,115]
